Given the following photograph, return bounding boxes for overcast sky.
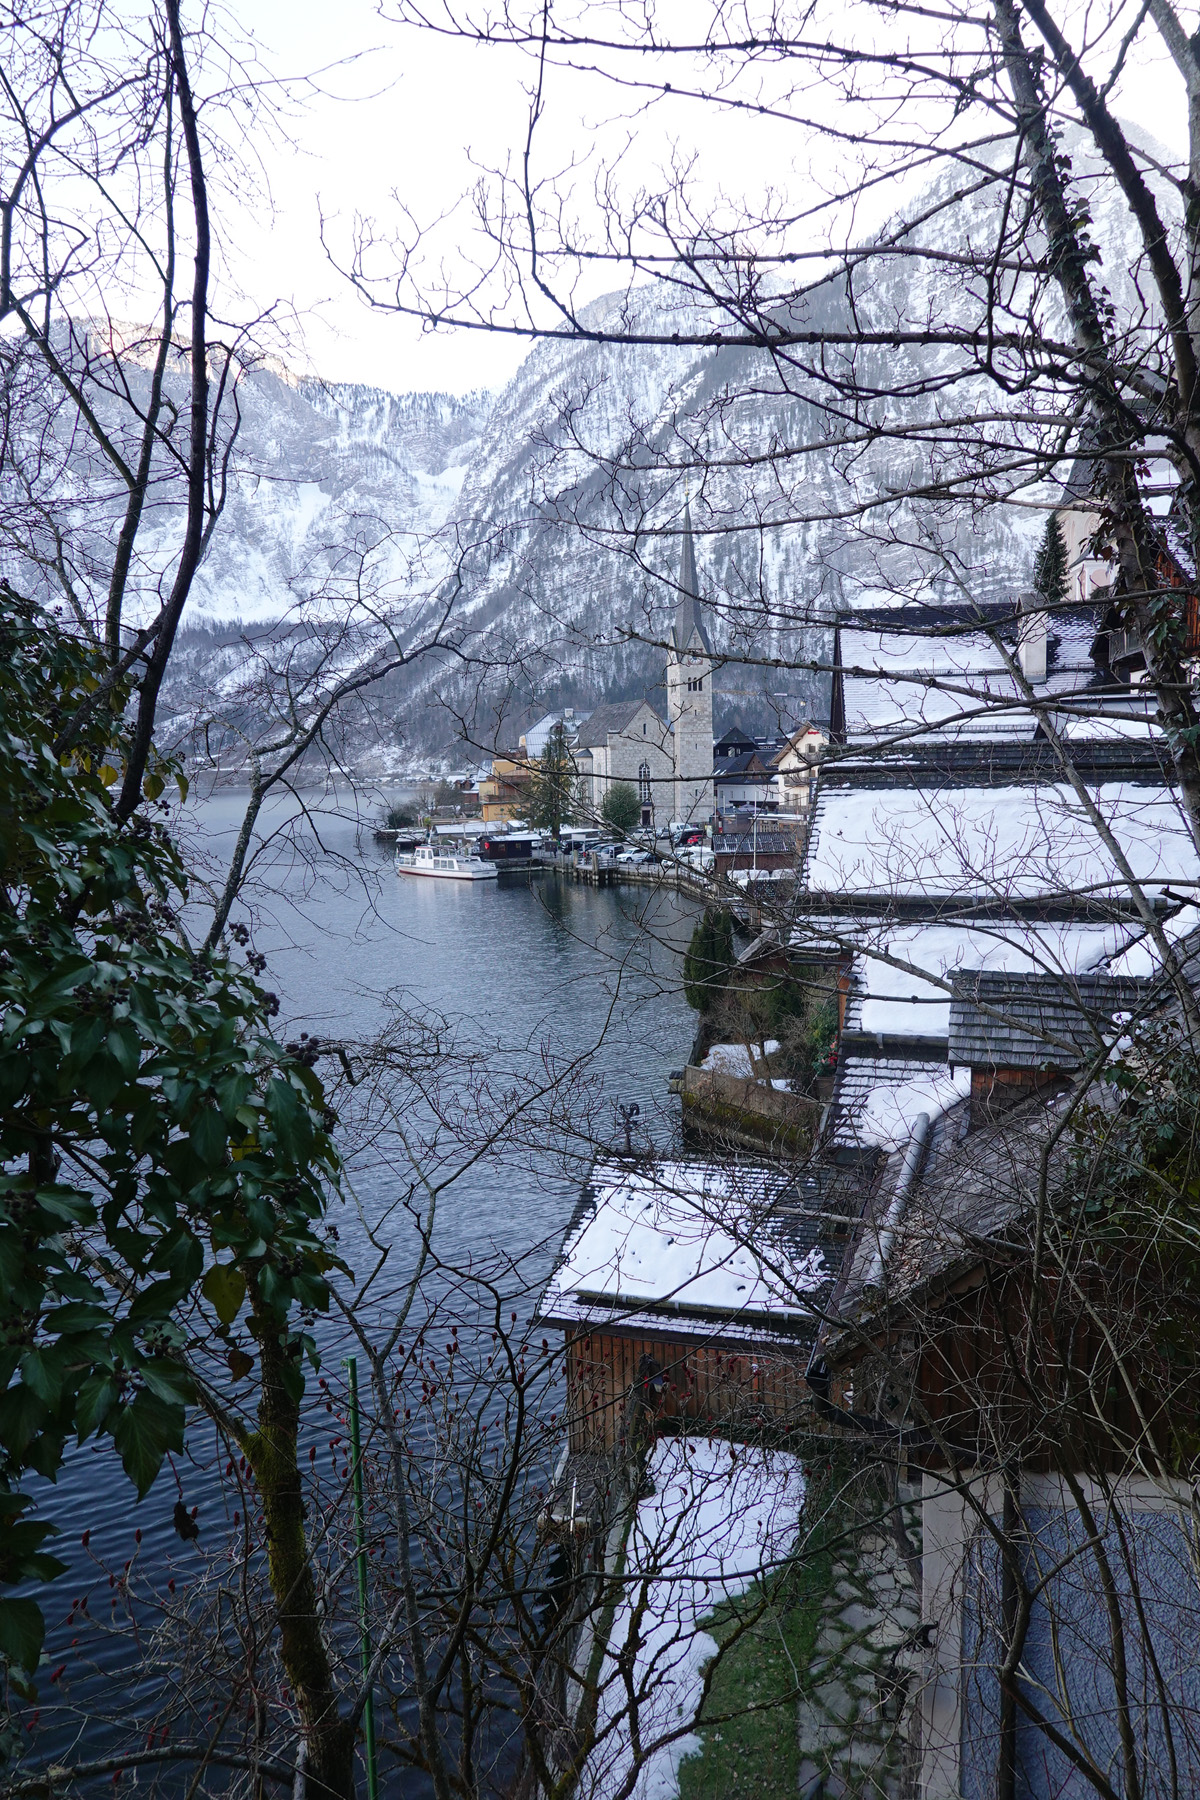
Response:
[226,0,1186,401]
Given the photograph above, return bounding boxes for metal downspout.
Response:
[862,1111,931,1292]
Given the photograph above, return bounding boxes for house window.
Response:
[638,762,651,804]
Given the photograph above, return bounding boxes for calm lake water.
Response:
[24,785,700,1779]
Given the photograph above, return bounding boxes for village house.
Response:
[713,722,776,813]
[811,949,1200,1798]
[769,720,825,812]
[477,750,533,822]
[537,1157,855,1455]
[712,818,805,879]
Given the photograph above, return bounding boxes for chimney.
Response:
[1018,591,1047,684]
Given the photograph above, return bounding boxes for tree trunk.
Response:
[247,1295,355,1800]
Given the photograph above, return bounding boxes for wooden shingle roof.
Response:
[947,971,1153,1070]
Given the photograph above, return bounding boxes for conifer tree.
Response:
[601,781,641,837]
[1034,513,1070,606]
[683,909,736,1012]
[529,721,577,840]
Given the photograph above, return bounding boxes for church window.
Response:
[639,762,651,804]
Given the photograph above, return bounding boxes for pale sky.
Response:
[222,0,1186,400]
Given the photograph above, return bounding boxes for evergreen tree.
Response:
[683,909,736,1012]
[601,781,641,836]
[529,722,577,840]
[1034,513,1070,606]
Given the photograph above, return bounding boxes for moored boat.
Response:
[396,844,498,882]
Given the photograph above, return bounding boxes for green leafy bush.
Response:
[0,591,341,1677]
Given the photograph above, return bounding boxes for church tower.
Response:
[666,505,714,824]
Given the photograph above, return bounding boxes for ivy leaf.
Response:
[75,1372,121,1437]
[191,1108,227,1168]
[107,1025,142,1079]
[0,1597,46,1674]
[201,1264,246,1326]
[111,1389,183,1497]
[137,1359,194,1407]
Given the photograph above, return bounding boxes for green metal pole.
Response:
[347,1356,379,1800]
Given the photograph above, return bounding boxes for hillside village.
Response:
[523,480,1200,1799]
[433,509,827,907]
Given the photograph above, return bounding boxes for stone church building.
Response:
[575,507,715,828]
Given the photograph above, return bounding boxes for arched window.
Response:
[638,762,651,804]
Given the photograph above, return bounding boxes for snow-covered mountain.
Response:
[8,128,1169,766]
[183,373,490,623]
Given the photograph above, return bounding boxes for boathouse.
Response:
[537,1158,855,1452]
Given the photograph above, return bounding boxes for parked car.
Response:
[616,847,656,865]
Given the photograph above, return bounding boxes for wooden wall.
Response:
[565,1328,812,1452]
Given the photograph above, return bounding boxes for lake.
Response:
[23,786,700,1782]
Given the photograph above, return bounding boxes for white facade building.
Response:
[666,506,715,824]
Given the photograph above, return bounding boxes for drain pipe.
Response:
[806,1109,933,1443]
[862,1111,930,1292]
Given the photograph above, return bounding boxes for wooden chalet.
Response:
[536,1157,856,1453]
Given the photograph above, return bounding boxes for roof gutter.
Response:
[862,1111,930,1293]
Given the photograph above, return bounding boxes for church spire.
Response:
[672,503,712,653]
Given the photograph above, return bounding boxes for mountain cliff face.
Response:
[185,374,491,623]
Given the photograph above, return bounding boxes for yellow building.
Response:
[478,753,533,822]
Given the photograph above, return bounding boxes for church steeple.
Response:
[666,502,715,824]
[672,504,713,654]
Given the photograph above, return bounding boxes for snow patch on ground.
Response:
[701,1040,780,1076]
[582,1436,804,1800]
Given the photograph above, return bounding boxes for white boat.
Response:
[396,844,498,882]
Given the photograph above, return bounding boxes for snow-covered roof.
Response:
[1108,907,1200,977]
[539,1160,835,1340]
[804,781,1200,903]
[521,711,581,759]
[835,611,1115,747]
[839,624,1032,744]
[826,1057,971,1152]
[833,919,1131,1042]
